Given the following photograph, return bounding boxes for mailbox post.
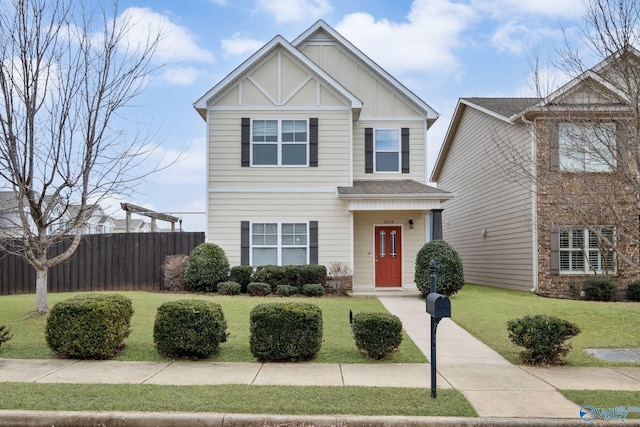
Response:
[425,260,451,398]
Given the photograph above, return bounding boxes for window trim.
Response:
[250,221,309,266]
[250,119,309,167]
[557,122,616,172]
[373,128,401,173]
[558,226,616,274]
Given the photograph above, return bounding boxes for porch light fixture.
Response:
[408,218,414,229]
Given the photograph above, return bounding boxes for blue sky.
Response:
[110,0,590,231]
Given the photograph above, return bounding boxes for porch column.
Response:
[431,209,443,240]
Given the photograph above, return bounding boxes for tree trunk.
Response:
[35,268,49,314]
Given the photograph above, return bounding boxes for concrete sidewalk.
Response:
[378,294,640,419]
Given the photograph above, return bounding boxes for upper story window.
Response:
[558,122,615,172]
[374,129,401,172]
[559,226,615,274]
[252,119,308,166]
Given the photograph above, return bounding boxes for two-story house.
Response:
[67,204,115,235]
[431,50,639,297]
[194,20,452,291]
[0,191,68,237]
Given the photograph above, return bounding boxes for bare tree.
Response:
[491,0,640,280]
[0,0,163,313]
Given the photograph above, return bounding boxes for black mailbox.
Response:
[426,293,451,318]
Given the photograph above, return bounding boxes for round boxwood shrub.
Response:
[249,302,323,362]
[184,243,229,292]
[217,281,241,295]
[276,284,298,297]
[352,312,403,360]
[415,240,464,297]
[153,299,227,359]
[230,265,254,293]
[627,280,640,302]
[302,283,325,297]
[506,314,580,365]
[45,294,133,359]
[247,282,272,296]
[582,276,618,301]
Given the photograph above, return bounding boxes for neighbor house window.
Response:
[252,119,308,166]
[251,222,308,266]
[558,122,615,171]
[374,129,401,172]
[559,226,615,273]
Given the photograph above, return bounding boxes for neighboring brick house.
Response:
[194,20,452,292]
[431,51,640,297]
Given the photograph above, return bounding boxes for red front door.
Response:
[375,226,402,287]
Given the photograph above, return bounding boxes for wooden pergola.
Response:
[120,203,180,232]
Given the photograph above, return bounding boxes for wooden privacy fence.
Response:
[0,232,205,296]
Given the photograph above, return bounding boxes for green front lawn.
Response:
[0,383,476,417]
[0,292,427,364]
[451,284,640,366]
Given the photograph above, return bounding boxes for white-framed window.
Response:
[251,222,308,266]
[252,119,308,166]
[374,129,401,172]
[558,122,615,172]
[559,226,615,273]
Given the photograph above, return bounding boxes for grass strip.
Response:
[0,292,426,363]
[451,284,640,366]
[0,383,477,417]
[561,390,640,419]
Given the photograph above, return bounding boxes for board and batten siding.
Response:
[207,110,351,189]
[436,106,534,291]
[352,210,426,290]
[208,192,350,267]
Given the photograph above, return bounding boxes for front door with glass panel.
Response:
[375,226,402,287]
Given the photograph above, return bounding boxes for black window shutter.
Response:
[365,128,373,173]
[550,227,559,275]
[310,118,318,167]
[549,122,559,171]
[241,221,250,265]
[241,118,250,167]
[401,128,410,173]
[309,221,318,265]
[616,121,628,171]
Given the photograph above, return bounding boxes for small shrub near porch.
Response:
[352,312,403,360]
[414,240,464,297]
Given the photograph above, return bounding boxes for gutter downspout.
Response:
[520,113,538,293]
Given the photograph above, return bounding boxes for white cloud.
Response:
[158,66,205,86]
[256,0,332,24]
[473,0,585,19]
[152,137,206,185]
[335,0,475,75]
[221,34,266,57]
[118,7,214,64]
[491,21,564,55]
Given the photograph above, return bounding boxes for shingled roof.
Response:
[337,180,451,198]
[462,97,540,119]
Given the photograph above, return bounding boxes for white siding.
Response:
[436,107,535,291]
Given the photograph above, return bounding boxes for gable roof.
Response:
[193,32,363,120]
[293,20,439,127]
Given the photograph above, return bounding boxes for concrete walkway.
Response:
[378,294,640,419]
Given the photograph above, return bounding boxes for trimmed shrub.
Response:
[154,299,227,359]
[217,281,242,296]
[507,314,580,365]
[415,240,464,297]
[352,312,403,360]
[276,284,298,297]
[184,243,229,292]
[230,265,254,293]
[162,254,189,292]
[45,294,133,359]
[302,283,325,297]
[247,282,272,296]
[249,302,323,362]
[253,265,327,292]
[252,265,284,291]
[627,280,640,302]
[0,324,13,348]
[582,276,618,301]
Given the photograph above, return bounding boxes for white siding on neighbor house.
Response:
[352,210,427,290]
[353,119,427,181]
[207,109,351,189]
[208,192,351,268]
[436,106,534,291]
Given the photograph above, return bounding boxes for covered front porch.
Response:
[336,180,453,292]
